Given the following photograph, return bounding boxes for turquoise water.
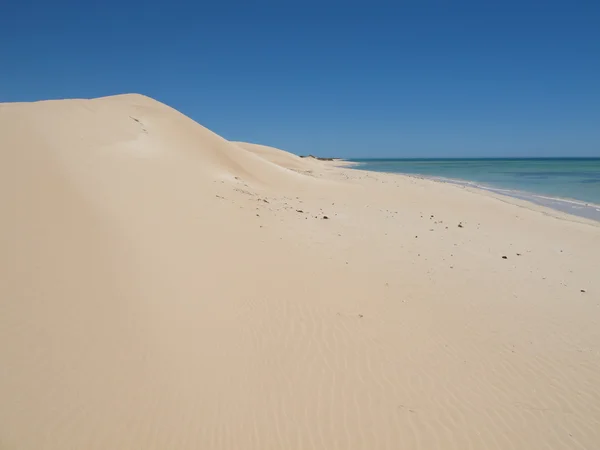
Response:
[351,158,600,220]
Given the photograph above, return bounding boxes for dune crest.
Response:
[1,94,316,188]
[234,141,317,171]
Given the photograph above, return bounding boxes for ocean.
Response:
[350,158,600,221]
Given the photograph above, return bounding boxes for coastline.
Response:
[346,161,600,224]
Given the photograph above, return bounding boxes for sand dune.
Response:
[1,94,600,450]
[234,141,318,172]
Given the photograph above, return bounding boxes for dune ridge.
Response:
[1,94,599,450]
[234,141,318,172]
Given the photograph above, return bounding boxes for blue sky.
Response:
[1,1,599,158]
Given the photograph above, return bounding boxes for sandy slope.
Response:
[234,141,317,172]
[1,94,599,450]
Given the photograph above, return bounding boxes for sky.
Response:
[1,1,599,158]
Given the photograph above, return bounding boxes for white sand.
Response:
[1,94,599,450]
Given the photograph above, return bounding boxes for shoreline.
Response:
[345,161,600,223]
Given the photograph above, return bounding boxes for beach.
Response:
[350,158,600,222]
[1,94,600,450]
